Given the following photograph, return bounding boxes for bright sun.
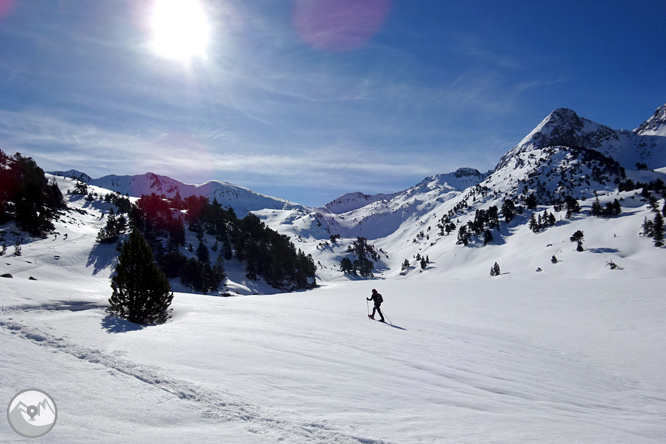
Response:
[151,0,209,61]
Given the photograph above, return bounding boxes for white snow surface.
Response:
[2,177,666,443]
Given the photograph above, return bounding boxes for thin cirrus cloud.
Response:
[0,1,664,206]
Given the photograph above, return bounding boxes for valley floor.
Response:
[2,276,665,443]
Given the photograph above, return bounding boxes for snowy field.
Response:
[1,176,665,443]
[2,275,665,443]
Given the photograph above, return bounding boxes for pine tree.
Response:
[196,240,210,263]
[108,229,173,325]
[612,199,622,216]
[654,213,664,247]
[642,217,655,237]
[565,196,580,219]
[483,229,493,245]
[502,199,516,223]
[457,225,469,246]
[528,214,539,233]
[340,257,354,274]
[570,230,584,252]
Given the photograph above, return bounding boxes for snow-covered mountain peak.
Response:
[524,108,616,151]
[322,191,397,214]
[414,168,487,192]
[323,168,486,216]
[497,105,666,171]
[47,169,92,183]
[85,172,304,217]
[636,103,666,136]
[542,107,584,130]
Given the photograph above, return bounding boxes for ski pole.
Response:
[366,299,370,316]
[383,310,392,325]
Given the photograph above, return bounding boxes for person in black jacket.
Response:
[367,289,385,322]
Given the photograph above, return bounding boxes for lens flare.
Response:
[293,0,392,52]
[150,0,209,61]
[0,0,15,20]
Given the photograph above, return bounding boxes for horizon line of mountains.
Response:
[49,103,666,214]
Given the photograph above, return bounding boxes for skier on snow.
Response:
[367,289,385,322]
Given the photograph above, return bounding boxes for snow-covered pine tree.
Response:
[109,229,173,325]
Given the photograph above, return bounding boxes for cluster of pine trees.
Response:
[618,178,666,195]
[340,237,378,277]
[99,192,316,293]
[457,205,500,246]
[642,204,665,248]
[590,197,621,217]
[401,253,430,273]
[0,151,66,237]
[528,209,557,233]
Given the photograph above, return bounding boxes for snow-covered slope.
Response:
[89,172,306,218]
[2,219,665,442]
[308,168,487,239]
[1,186,665,442]
[323,191,399,214]
[252,108,666,283]
[39,104,666,283]
[497,104,666,171]
[47,169,92,183]
[3,105,666,443]
[636,104,666,136]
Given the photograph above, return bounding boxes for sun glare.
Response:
[151,0,209,61]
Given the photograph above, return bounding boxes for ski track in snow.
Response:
[0,304,389,444]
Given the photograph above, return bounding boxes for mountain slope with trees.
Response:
[9,102,666,287]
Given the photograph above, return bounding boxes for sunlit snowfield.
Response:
[2,275,665,443]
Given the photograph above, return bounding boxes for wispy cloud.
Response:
[4,0,652,206]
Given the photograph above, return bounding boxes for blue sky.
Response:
[0,0,664,206]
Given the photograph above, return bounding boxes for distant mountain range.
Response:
[51,103,666,215]
[47,103,666,280]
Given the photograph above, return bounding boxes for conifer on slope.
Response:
[109,229,173,325]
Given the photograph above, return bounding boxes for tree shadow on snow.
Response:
[101,314,150,334]
[87,243,118,275]
[588,247,621,254]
